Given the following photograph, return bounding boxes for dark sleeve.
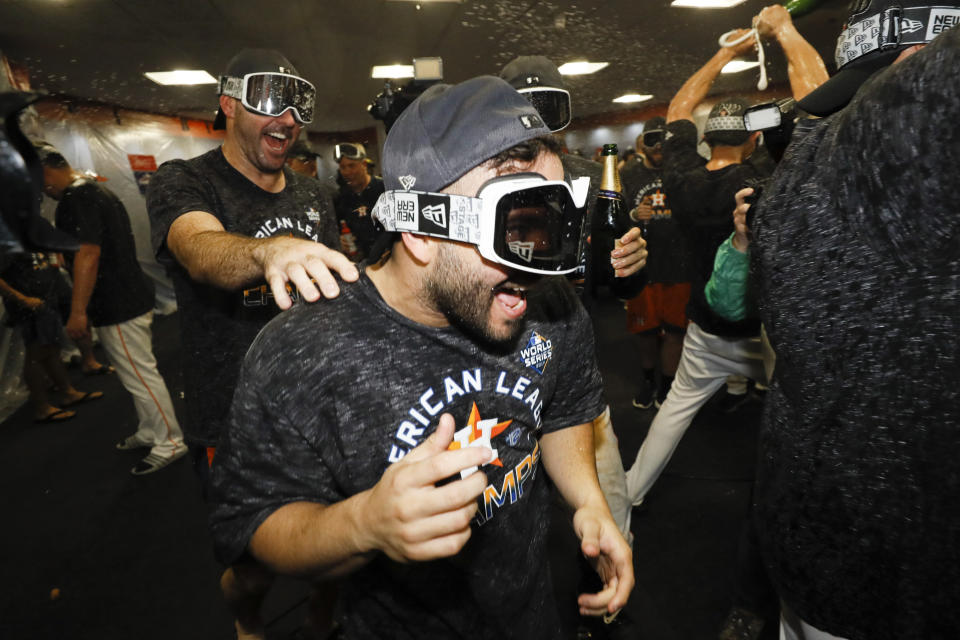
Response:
[829,25,960,266]
[63,186,106,247]
[539,302,607,434]
[317,185,340,249]
[146,160,215,265]
[662,120,704,191]
[208,325,341,565]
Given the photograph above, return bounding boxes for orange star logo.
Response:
[447,403,513,467]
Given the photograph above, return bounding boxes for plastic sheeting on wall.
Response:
[34,99,224,313]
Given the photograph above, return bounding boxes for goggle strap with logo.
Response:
[834,5,960,69]
[372,190,485,244]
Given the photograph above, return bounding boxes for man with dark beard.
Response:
[209,75,634,639]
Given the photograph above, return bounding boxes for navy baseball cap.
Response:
[381,75,551,192]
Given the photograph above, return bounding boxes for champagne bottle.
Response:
[783,0,822,18]
[592,143,643,299]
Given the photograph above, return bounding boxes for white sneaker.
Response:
[130,446,188,475]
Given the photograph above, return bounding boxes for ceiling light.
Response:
[371,65,415,79]
[558,61,609,76]
[721,60,761,74]
[613,94,653,104]
[144,70,217,86]
[671,0,746,8]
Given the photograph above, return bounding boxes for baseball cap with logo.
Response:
[799,0,960,117]
[213,48,315,130]
[703,98,752,146]
[499,56,572,132]
[381,75,551,192]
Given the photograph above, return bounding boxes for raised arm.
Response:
[540,422,634,616]
[166,210,358,309]
[667,29,756,123]
[756,5,829,100]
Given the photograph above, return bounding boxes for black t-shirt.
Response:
[54,179,155,326]
[621,160,690,284]
[334,176,385,261]
[662,120,762,337]
[146,147,339,447]
[209,273,606,639]
[752,27,960,639]
[0,253,70,326]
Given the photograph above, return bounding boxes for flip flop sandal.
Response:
[35,408,77,423]
[62,390,105,407]
[83,364,115,376]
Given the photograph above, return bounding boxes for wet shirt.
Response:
[55,179,154,326]
[752,27,960,639]
[662,120,762,337]
[209,274,606,639]
[621,160,690,284]
[146,147,338,447]
[334,175,385,261]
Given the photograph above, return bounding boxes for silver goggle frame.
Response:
[219,72,316,124]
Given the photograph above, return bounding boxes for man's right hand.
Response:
[21,295,44,311]
[630,201,654,222]
[253,236,359,309]
[725,28,757,57]
[357,414,490,564]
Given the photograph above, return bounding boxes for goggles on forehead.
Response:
[517,87,572,132]
[372,173,590,275]
[219,72,316,124]
[642,130,665,148]
[335,142,367,162]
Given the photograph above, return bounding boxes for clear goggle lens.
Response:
[222,72,316,124]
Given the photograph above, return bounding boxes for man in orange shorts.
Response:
[622,116,691,409]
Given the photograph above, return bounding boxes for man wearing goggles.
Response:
[333,142,385,261]
[209,76,633,639]
[146,47,354,640]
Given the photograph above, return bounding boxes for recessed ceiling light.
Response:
[371,65,415,79]
[144,70,217,86]
[558,61,609,76]
[721,60,761,74]
[671,0,746,8]
[613,94,654,104]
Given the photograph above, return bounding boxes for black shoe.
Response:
[717,391,750,414]
[718,606,765,640]
[632,388,654,410]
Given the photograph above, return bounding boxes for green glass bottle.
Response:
[783,0,823,18]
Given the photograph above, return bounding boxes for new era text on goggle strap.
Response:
[835,5,960,68]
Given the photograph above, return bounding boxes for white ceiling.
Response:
[0,0,848,132]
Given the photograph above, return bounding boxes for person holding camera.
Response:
[623,6,827,509]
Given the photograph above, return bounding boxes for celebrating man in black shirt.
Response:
[146,48,350,640]
[37,144,187,476]
[210,75,633,639]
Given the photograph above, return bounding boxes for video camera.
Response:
[368,57,443,133]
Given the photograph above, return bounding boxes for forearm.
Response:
[248,493,376,579]
[0,278,28,305]
[541,423,610,515]
[667,49,735,123]
[171,229,272,290]
[70,245,100,315]
[775,24,828,100]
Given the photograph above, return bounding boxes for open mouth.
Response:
[492,283,528,319]
[263,130,289,154]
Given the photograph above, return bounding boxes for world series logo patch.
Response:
[520,330,553,375]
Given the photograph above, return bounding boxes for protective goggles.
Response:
[517,87,572,132]
[372,173,590,275]
[642,130,665,148]
[334,142,367,162]
[219,72,316,124]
